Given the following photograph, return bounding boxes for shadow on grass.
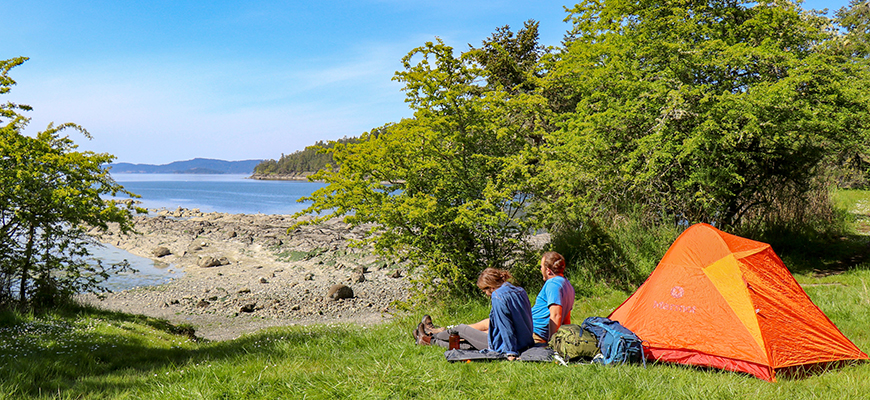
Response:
[0,303,335,397]
[746,201,870,277]
[649,358,867,382]
[769,232,870,277]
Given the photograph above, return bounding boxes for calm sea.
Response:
[93,174,325,291]
[109,173,326,215]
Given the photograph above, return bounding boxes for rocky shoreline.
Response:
[79,208,412,341]
[248,173,313,181]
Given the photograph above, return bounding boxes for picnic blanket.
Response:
[444,345,556,363]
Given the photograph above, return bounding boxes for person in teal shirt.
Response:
[531,251,575,343]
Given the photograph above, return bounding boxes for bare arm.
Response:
[548,304,564,336]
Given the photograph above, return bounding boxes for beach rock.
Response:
[198,256,230,268]
[152,246,171,257]
[239,303,257,313]
[351,272,365,283]
[259,277,269,284]
[198,257,221,268]
[326,284,353,301]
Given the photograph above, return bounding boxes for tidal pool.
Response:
[88,243,184,292]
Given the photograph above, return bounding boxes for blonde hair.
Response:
[476,268,513,290]
[541,251,567,274]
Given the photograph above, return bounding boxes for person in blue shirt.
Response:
[413,268,534,359]
[530,251,575,343]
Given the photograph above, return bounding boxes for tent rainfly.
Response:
[609,223,868,381]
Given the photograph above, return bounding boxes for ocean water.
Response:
[89,244,184,291]
[109,173,326,215]
[92,174,325,291]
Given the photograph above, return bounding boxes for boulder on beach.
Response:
[198,256,229,268]
[239,303,257,313]
[152,246,172,257]
[326,284,353,301]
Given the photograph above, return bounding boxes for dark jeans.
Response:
[431,324,488,350]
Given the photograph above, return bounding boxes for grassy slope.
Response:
[2,192,870,399]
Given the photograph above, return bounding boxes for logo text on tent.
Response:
[653,300,696,314]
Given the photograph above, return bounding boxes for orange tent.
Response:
[609,223,867,381]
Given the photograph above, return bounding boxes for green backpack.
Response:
[548,324,600,361]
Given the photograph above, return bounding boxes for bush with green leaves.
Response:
[298,36,550,297]
[0,57,137,309]
[538,0,870,230]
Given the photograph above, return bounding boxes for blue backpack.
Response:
[581,317,646,366]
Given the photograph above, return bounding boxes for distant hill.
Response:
[107,158,264,174]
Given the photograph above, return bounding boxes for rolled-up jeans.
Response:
[431,324,488,350]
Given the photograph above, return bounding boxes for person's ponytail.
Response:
[477,267,513,290]
[542,251,567,275]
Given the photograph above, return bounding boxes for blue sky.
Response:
[6,0,851,164]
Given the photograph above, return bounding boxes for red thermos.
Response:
[448,333,460,350]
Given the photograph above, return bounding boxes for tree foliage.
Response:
[298,38,551,296]
[539,0,870,229]
[834,0,870,188]
[0,57,138,309]
[837,0,870,59]
[467,20,546,95]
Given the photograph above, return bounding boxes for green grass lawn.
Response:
[3,191,870,399]
[1,282,868,400]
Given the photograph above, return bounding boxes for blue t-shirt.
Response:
[531,275,575,340]
[488,282,534,356]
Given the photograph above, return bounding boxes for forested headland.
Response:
[250,137,357,180]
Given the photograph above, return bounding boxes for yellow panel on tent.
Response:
[608,223,868,381]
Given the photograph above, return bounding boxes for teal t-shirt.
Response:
[531,275,575,340]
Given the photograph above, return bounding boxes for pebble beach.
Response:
[78,208,413,341]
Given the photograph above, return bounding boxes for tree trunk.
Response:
[19,224,35,305]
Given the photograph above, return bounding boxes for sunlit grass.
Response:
[833,189,870,216]
[1,274,869,400]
